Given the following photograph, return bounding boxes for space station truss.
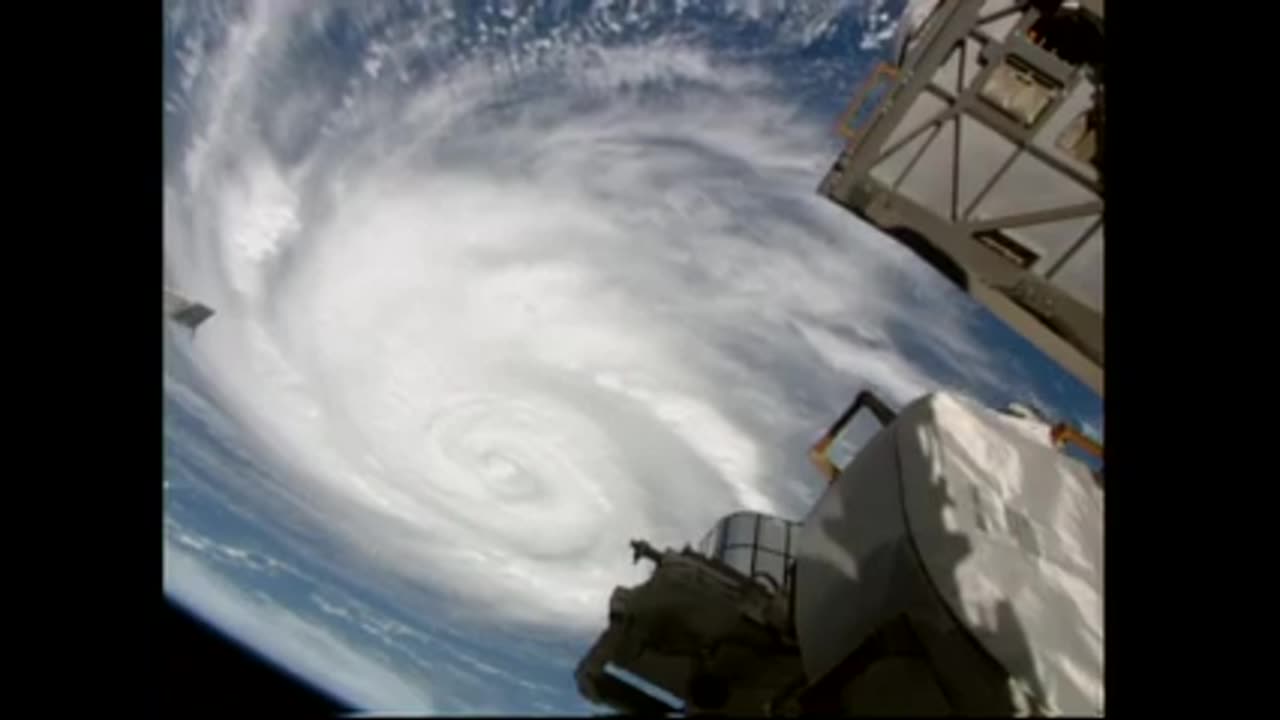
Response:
[820,0,1104,396]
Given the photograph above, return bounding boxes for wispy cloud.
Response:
[164,542,436,713]
[164,0,1096,709]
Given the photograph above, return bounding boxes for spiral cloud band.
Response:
[164,0,1097,709]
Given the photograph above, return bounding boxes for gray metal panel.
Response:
[755,552,787,588]
[723,547,753,576]
[981,0,1021,17]
[1032,76,1101,183]
[832,185,1104,394]
[957,115,1019,215]
[999,34,1078,88]
[880,91,948,157]
[979,0,1023,40]
[933,42,963,95]
[972,151,1098,221]
[898,118,957,219]
[981,16,1022,44]
[895,393,1103,714]
[1050,224,1104,312]
[758,515,787,553]
[963,93,1100,193]
[793,421,917,684]
[871,119,940,189]
[1018,215,1099,277]
[726,514,755,547]
[794,393,1096,714]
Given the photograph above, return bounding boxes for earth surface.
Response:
[162,0,1102,713]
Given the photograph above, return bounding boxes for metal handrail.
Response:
[835,62,901,147]
[807,390,897,483]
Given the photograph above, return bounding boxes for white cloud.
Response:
[164,542,436,713]
[164,0,1096,708]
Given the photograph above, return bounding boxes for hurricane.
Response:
[163,0,1101,713]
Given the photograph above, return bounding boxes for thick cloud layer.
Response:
[163,0,1099,706]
